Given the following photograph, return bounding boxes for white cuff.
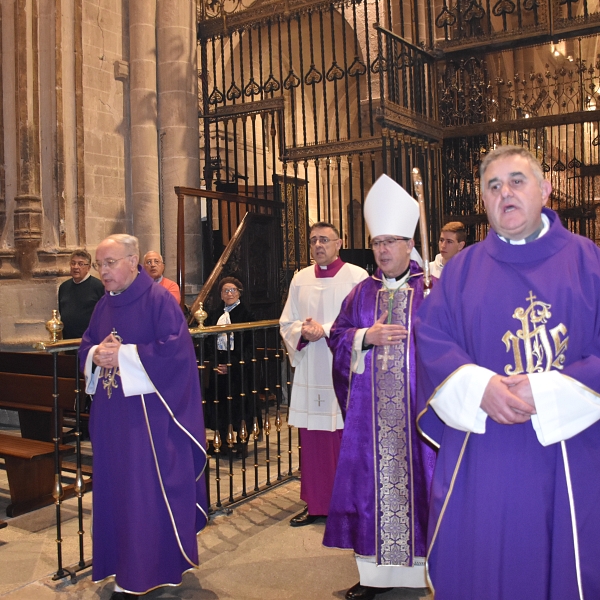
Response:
[530,371,600,446]
[118,344,157,397]
[351,329,369,374]
[84,346,100,394]
[430,365,494,433]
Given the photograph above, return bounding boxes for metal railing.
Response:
[22,318,298,580]
[190,320,299,509]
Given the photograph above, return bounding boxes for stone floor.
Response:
[0,477,433,600]
[0,414,432,600]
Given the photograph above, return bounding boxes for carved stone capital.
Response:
[14,194,42,277]
[14,194,42,243]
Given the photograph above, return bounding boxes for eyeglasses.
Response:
[70,261,89,268]
[309,236,339,246]
[145,259,163,266]
[92,255,133,271]
[370,237,409,250]
[222,288,239,294]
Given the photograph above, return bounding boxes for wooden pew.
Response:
[0,352,90,516]
[0,435,75,517]
[0,352,78,442]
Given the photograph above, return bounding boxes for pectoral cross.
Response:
[101,366,120,398]
[101,327,123,398]
[316,394,323,406]
[377,345,393,372]
[377,289,396,372]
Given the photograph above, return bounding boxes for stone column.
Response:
[129,0,160,256]
[13,0,42,276]
[0,5,5,241]
[156,0,201,295]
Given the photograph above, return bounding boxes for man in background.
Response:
[143,250,181,304]
[429,221,466,278]
[58,249,104,339]
[280,222,368,527]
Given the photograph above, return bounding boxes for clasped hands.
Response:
[481,374,536,425]
[364,311,408,346]
[301,317,325,342]
[93,333,121,369]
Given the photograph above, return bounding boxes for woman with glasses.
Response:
[204,277,257,458]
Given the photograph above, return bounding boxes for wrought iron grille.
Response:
[440,36,600,244]
[439,40,600,126]
[443,125,600,243]
[197,0,442,268]
[197,0,600,255]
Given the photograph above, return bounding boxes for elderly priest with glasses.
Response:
[323,175,436,600]
[79,234,208,599]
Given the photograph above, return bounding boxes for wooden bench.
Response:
[0,352,80,442]
[0,352,91,517]
[0,434,75,517]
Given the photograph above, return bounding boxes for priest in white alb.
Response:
[280,222,368,526]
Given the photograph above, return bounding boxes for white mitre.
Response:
[364,174,419,239]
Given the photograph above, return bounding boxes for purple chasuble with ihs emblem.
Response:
[416,208,600,599]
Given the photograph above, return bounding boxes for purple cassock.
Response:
[323,261,436,565]
[415,208,600,599]
[79,267,208,594]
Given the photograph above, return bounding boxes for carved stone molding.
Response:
[34,249,73,278]
[0,250,19,279]
[14,194,42,277]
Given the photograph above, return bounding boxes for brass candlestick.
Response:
[194,302,208,328]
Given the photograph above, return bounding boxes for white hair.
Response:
[105,234,139,256]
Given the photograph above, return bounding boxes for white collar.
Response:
[73,273,92,284]
[383,270,410,290]
[498,213,550,245]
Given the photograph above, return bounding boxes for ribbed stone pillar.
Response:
[156,0,201,295]
[13,0,42,276]
[129,0,161,256]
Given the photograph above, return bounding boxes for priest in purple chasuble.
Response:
[323,175,437,600]
[79,234,208,599]
[415,146,600,600]
[280,222,368,526]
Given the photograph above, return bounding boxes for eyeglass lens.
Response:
[310,236,338,246]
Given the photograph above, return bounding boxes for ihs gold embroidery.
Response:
[100,328,123,399]
[502,291,568,375]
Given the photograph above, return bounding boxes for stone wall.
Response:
[0,0,200,349]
